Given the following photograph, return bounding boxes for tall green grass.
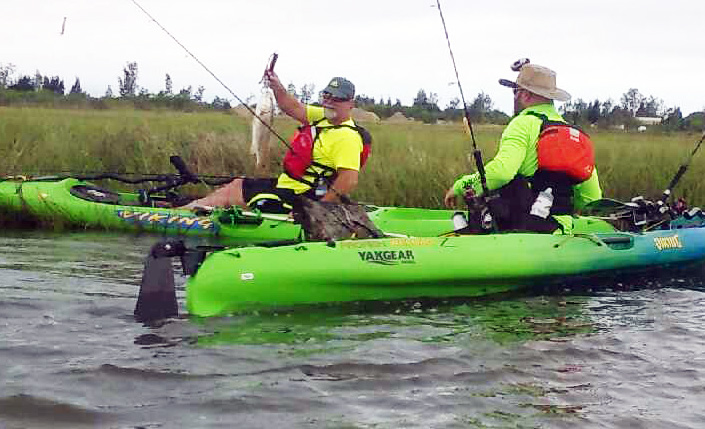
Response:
[2,106,704,208]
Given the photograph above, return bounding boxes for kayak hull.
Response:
[186,224,705,316]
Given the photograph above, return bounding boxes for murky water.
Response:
[1,230,705,429]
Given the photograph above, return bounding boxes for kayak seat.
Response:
[70,185,121,205]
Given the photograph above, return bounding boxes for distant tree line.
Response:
[560,88,703,132]
[0,61,702,131]
[349,90,511,125]
[0,61,230,112]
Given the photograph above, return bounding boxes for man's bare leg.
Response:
[182,178,247,209]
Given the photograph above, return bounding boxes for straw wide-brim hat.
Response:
[499,64,571,102]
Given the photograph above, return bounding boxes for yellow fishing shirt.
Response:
[277,105,363,194]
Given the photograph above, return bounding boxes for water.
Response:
[1,230,705,429]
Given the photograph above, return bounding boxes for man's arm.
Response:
[447,115,534,200]
[321,169,358,202]
[264,70,307,124]
[573,169,603,211]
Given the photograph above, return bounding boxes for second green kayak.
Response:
[0,177,458,242]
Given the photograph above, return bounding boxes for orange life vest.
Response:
[528,112,595,183]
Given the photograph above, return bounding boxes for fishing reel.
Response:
[611,196,681,231]
[453,191,495,234]
[626,196,663,228]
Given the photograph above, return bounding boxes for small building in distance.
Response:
[635,116,662,126]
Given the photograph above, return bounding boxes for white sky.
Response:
[2,0,704,116]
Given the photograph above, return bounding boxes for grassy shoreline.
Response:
[2,106,704,208]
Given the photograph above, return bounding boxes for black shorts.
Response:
[241,177,303,213]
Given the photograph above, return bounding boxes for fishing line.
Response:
[129,0,292,149]
[434,0,490,199]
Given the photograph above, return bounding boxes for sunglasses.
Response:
[322,93,351,103]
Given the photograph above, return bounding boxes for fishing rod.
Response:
[129,0,357,204]
[129,0,292,150]
[435,0,491,202]
[659,132,705,207]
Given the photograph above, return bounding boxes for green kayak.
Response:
[0,177,458,243]
[181,216,705,316]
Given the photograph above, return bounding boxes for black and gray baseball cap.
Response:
[321,77,355,100]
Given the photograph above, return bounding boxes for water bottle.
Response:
[452,211,468,230]
[530,187,553,219]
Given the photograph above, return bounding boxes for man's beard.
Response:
[324,107,338,121]
[513,98,523,115]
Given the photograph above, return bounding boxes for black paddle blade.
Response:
[134,241,185,323]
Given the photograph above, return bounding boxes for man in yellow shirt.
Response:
[184,73,364,212]
[444,61,602,233]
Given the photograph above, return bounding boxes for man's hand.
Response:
[444,187,458,208]
[264,69,306,124]
[321,169,359,203]
[263,69,283,91]
[445,187,476,208]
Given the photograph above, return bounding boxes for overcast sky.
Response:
[2,0,704,116]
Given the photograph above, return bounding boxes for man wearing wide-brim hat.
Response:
[444,60,603,234]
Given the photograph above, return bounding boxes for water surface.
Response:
[1,230,704,428]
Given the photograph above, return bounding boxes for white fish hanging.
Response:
[250,87,275,177]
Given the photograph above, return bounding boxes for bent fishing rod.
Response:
[130,0,359,205]
[435,0,491,202]
[129,0,292,150]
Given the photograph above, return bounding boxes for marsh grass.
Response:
[2,106,704,207]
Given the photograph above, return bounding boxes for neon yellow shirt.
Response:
[451,103,603,233]
[277,105,363,194]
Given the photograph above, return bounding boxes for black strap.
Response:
[525,111,564,130]
[313,119,372,145]
[525,111,589,136]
